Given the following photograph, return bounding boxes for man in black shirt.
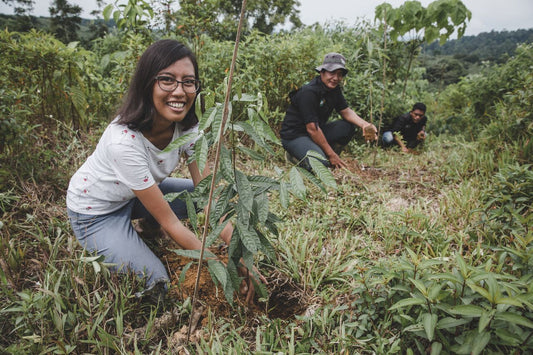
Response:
[382,102,428,152]
[280,52,377,170]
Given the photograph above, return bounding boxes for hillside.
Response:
[423,28,533,63]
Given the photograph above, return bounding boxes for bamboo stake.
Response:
[187,0,248,342]
[373,8,388,167]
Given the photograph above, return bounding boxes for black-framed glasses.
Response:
[155,75,201,93]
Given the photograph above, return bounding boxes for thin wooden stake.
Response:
[187,0,248,343]
[372,9,388,167]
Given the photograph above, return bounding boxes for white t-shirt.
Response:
[67,118,198,215]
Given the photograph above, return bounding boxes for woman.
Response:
[67,39,261,303]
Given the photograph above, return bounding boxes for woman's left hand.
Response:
[238,264,268,305]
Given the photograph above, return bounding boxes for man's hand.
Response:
[328,152,347,169]
[417,130,426,141]
[363,124,378,142]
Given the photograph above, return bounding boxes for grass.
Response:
[1,132,532,354]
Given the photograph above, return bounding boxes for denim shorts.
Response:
[67,177,194,292]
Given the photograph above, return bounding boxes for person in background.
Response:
[66,39,265,305]
[280,52,378,170]
[382,102,428,152]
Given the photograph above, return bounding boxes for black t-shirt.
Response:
[280,76,349,140]
[391,112,427,142]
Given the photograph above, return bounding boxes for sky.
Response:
[1,0,532,36]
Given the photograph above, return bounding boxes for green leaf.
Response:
[478,309,495,332]
[162,131,198,153]
[199,106,217,131]
[171,249,216,260]
[456,253,469,279]
[495,297,523,307]
[289,167,306,200]
[233,93,256,102]
[430,342,442,355]
[297,166,327,193]
[449,305,484,317]
[419,258,446,269]
[422,312,438,341]
[254,192,269,224]
[307,151,336,188]
[194,135,209,173]
[494,312,533,328]
[219,146,234,183]
[428,283,444,301]
[178,261,193,288]
[235,170,253,212]
[236,146,265,161]
[280,181,289,208]
[409,278,428,296]
[436,317,471,330]
[207,259,227,287]
[471,331,490,355]
[205,219,231,248]
[185,193,197,232]
[468,283,491,302]
[494,328,523,346]
[103,4,114,21]
[389,297,426,310]
[236,221,261,254]
[211,103,227,143]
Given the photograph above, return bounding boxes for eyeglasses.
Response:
[155,75,201,94]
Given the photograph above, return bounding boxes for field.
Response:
[0,3,532,353]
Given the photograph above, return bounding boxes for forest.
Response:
[0,0,532,353]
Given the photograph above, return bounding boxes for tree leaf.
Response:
[235,170,253,212]
[207,259,227,287]
[254,192,269,224]
[409,277,428,296]
[471,331,490,355]
[494,312,533,328]
[389,297,426,310]
[307,151,337,188]
[194,135,209,173]
[422,312,438,341]
[280,181,289,208]
[219,146,235,183]
[478,309,495,333]
[436,317,471,330]
[289,167,306,200]
[162,131,198,152]
[236,146,265,161]
[236,221,260,254]
[171,249,216,260]
[449,304,484,317]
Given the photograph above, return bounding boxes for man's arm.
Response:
[339,107,377,141]
[306,122,346,169]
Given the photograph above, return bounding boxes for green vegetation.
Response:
[1,0,532,353]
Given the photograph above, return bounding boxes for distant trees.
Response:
[49,0,82,43]
[424,29,533,62]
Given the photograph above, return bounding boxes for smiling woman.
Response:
[65,39,264,305]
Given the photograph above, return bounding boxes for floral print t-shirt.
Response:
[67,118,197,215]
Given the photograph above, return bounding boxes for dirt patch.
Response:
[154,238,309,323]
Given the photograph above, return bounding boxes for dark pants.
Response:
[281,120,356,170]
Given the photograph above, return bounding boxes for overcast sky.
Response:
[1,0,532,36]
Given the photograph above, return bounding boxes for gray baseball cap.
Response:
[315,52,348,74]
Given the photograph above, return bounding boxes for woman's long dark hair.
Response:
[116,39,200,131]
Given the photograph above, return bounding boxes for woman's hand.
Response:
[238,263,268,305]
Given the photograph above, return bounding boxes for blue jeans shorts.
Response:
[67,177,193,293]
